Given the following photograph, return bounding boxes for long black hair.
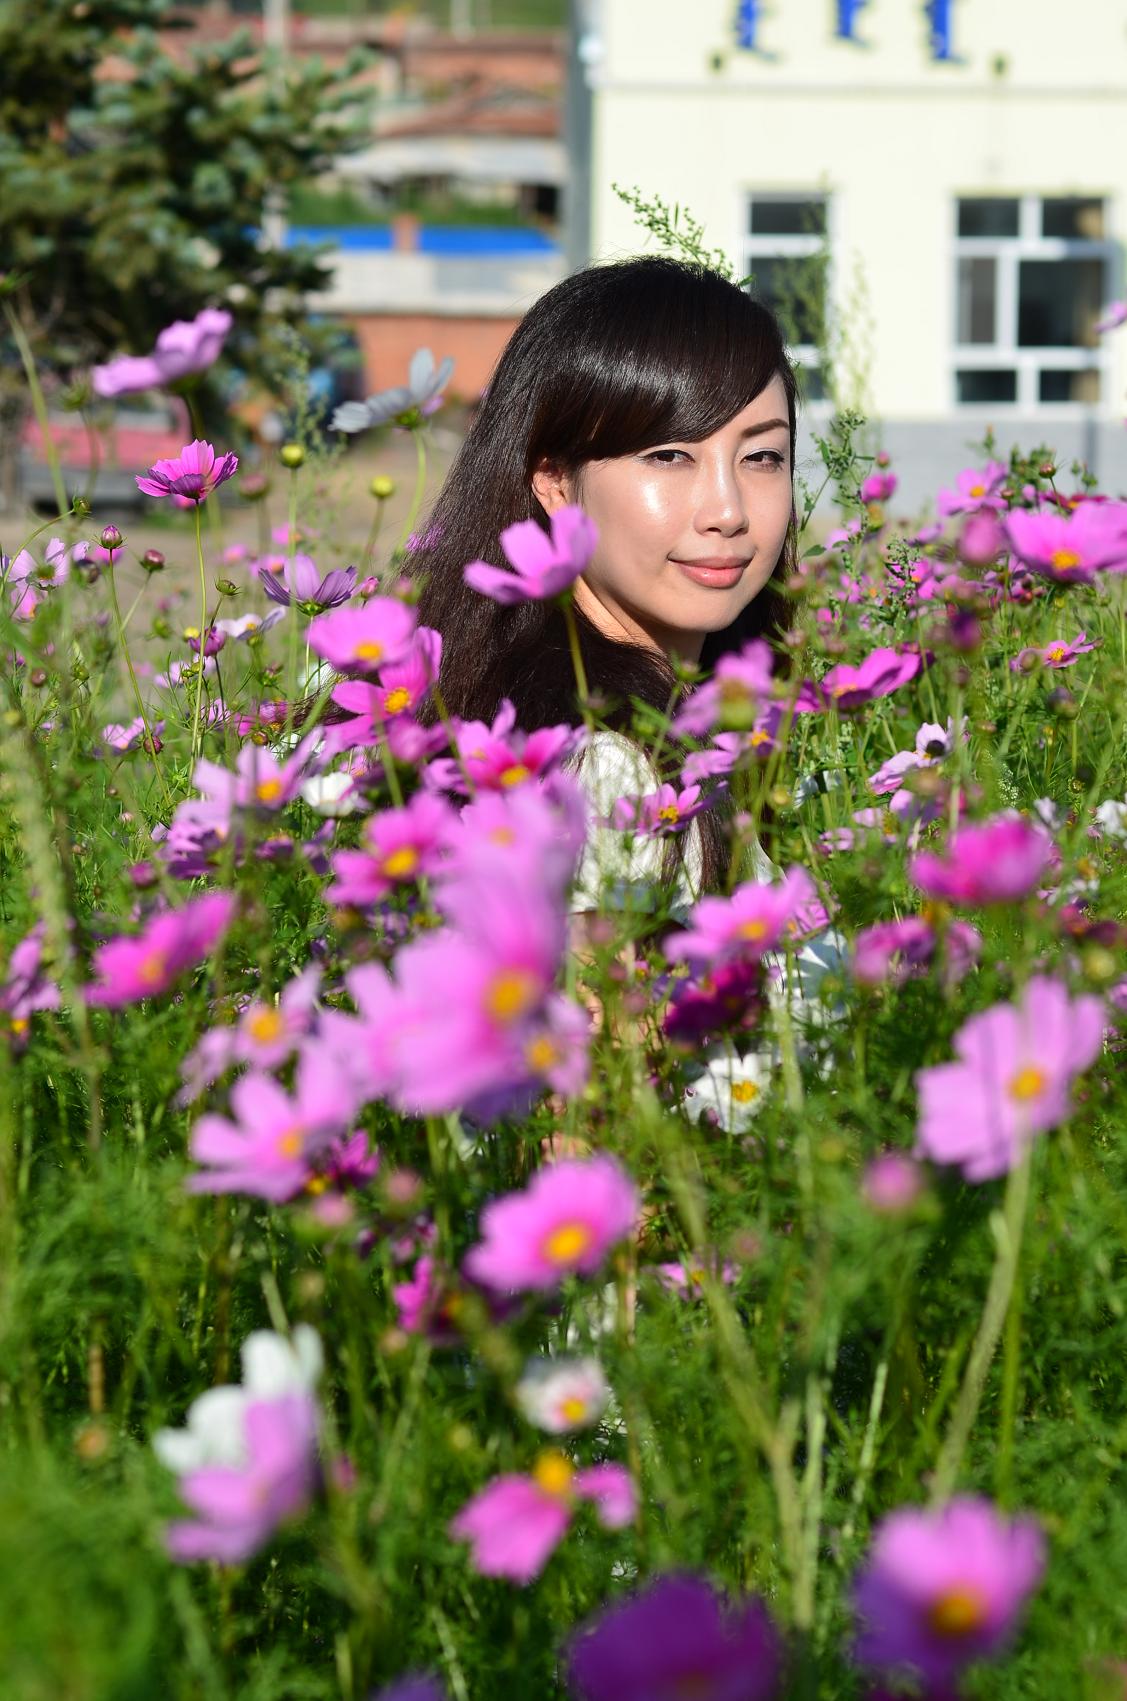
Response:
[407,255,798,886]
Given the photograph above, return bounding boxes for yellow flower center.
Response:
[383,686,412,714]
[750,729,771,747]
[485,968,539,1024]
[968,483,985,498]
[277,1129,304,1158]
[928,1585,988,1638]
[489,825,516,845]
[1009,1065,1047,1102]
[255,778,283,803]
[719,679,751,702]
[542,1221,593,1265]
[246,1007,284,1044]
[10,1016,29,1034]
[355,639,384,662]
[525,1035,559,1072]
[532,1449,574,1499]
[381,845,420,880]
[731,1080,760,1104]
[1050,549,1081,572]
[138,951,167,988]
[1046,645,1067,662]
[658,804,681,824]
[738,918,768,941]
[559,1395,588,1424]
[499,763,531,788]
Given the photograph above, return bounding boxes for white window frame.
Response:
[952,193,1115,415]
[740,190,834,415]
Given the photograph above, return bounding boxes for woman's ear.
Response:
[530,459,573,516]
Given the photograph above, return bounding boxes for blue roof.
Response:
[285,225,559,255]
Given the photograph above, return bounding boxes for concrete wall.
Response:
[347,312,522,400]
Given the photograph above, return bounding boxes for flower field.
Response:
[5,391,1127,1700]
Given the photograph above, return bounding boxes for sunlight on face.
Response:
[537,377,793,664]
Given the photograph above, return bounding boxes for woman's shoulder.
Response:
[565,729,661,810]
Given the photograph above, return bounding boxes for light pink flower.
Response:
[135,439,238,503]
[307,597,417,673]
[93,308,233,398]
[611,782,708,837]
[665,868,827,968]
[1011,630,1098,671]
[187,1047,352,1201]
[463,1156,639,1293]
[936,461,1008,518]
[915,974,1104,1179]
[165,1393,319,1564]
[463,506,597,604]
[672,639,774,737]
[853,1496,1045,1690]
[449,1451,634,1584]
[1004,502,1127,582]
[910,815,1053,906]
[861,1152,925,1212]
[87,891,235,1006]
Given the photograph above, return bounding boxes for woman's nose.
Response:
[695,461,750,534]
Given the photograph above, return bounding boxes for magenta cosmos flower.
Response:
[136,439,238,503]
[307,596,417,673]
[328,792,454,908]
[936,460,1008,518]
[795,646,921,714]
[611,782,709,837]
[665,868,826,969]
[449,1450,634,1584]
[187,1047,353,1201]
[1012,629,1098,671]
[673,639,774,737]
[463,1155,639,1293]
[87,891,235,1006]
[852,917,981,989]
[1004,502,1127,582]
[424,699,579,795]
[915,973,1103,1181]
[853,1497,1045,1692]
[463,505,598,604]
[567,1572,783,1701]
[910,815,1052,906]
[93,307,233,398]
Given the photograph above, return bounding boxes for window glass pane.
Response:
[749,198,826,237]
[747,254,826,346]
[957,198,1019,238]
[794,363,826,403]
[1018,258,1104,347]
[956,369,1017,404]
[1039,368,1101,403]
[1042,198,1105,240]
[957,257,996,344]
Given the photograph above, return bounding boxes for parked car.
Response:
[20,396,193,511]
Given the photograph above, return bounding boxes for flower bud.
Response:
[280,442,305,469]
[370,474,395,500]
[215,578,238,596]
[99,524,123,552]
[141,548,165,573]
[71,493,91,517]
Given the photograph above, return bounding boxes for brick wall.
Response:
[347,312,521,401]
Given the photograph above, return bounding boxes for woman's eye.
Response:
[643,449,688,465]
[745,450,786,469]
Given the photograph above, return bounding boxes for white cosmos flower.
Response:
[515,1357,609,1434]
[683,1050,772,1133]
[1096,798,1127,841]
[332,347,455,434]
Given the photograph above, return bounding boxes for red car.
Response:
[20,396,193,511]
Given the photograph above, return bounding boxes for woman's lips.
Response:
[672,559,749,589]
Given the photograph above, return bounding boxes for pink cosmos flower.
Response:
[259,554,357,611]
[177,967,322,1101]
[665,868,827,968]
[187,1046,353,1201]
[795,647,921,714]
[936,461,1008,518]
[327,792,453,907]
[957,510,1007,565]
[0,922,60,1045]
[449,1451,635,1584]
[861,470,898,504]
[191,736,319,824]
[861,1152,925,1213]
[135,439,239,503]
[1004,503,1127,582]
[369,625,443,720]
[1096,300,1127,334]
[463,505,597,603]
[93,308,233,398]
[853,1497,1045,1691]
[424,699,579,795]
[307,597,417,673]
[852,917,980,988]
[567,1572,783,1701]
[611,782,708,837]
[86,891,235,1006]
[672,639,774,737]
[102,716,165,754]
[463,1155,639,1293]
[915,974,1104,1180]
[680,732,744,789]
[869,721,954,798]
[910,815,1053,906]
[165,1393,319,1564]
[1011,630,1098,671]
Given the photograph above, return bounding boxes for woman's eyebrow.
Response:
[739,418,789,437]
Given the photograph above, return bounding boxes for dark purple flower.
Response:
[260,554,357,612]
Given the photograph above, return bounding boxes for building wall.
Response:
[588,0,1127,502]
[347,312,521,400]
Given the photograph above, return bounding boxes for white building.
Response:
[574,0,1127,512]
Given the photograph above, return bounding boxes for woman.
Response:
[409,256,798,920]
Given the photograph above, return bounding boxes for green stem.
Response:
[362,498,386,571]
[191,503,209,768]
[4,301,67,516]
[283,466,302,743]
[390,429,428,561]
[930,1149,1032,1505]
[560,594,592,725]
[105,562,173,816]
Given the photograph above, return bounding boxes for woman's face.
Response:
[533,376,793,664]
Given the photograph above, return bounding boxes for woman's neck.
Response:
[573,577,704,666]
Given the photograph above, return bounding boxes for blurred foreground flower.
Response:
[1005,502,1127,583]
[92,307,232,397]
[515,1357,609,1433]
[136,439,238,503]
[910,815,1053,906]
[332,348,454,433]
[86,891,235,1007]
[154,1325,321,1565]
[449,1449,634,1584]
[567,1572,782,1701]
[463,505,597,604]
[852,1496,1044,1692]
[915,973,1104,1180]
[464,1156,639,1293]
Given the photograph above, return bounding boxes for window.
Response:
[953,195,1113,409]
[743,193,829,403]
